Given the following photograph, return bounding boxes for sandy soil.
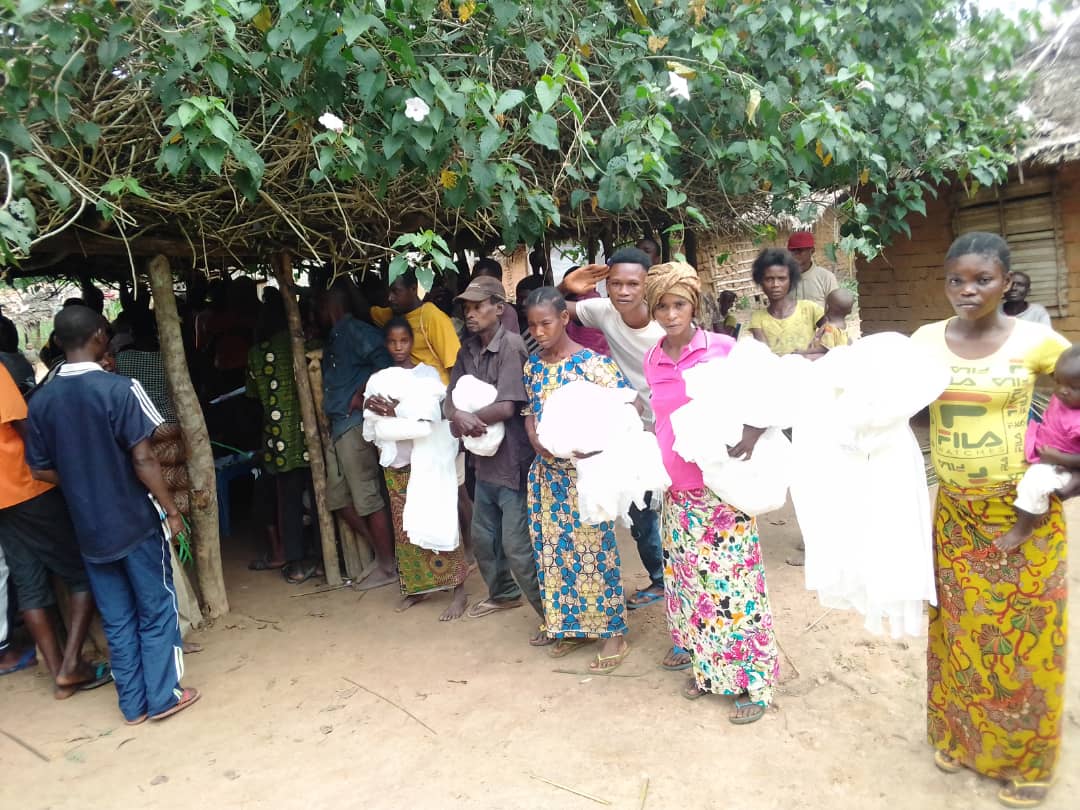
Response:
[0,497,1076,810]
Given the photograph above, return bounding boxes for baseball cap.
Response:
[456,276,506,302]
[787,231,814,250]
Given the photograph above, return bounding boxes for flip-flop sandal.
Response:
[529,625,555,647]
[248,556,286,571]
[77,662,113,691]
[150,687,201,721]
[466,598,522,619]
[125,714,148,726]
[547,638,593,658]
[997,782,1051,808]
[933,750,963,774]
[588,641,632,674]
[0,648,37,676]
[626,588,664,610]
[729,698,766,725]
[283,562,318,585]
[682,677,706,701]
[55,662,113,699]
[660,645,692,671]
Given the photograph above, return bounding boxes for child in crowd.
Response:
[713,289,739,338]
[522,287,631,672]
[808,288,855,354]
[997,343,1080,551]
[25,306,199,724]
[367,318,469,620]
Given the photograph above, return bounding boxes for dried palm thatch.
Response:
[1019,8,1080,165]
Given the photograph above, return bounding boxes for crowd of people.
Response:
[0,229,1072,807]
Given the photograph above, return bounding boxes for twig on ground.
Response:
[802,608,833,633]
[551,668,643,678]
[0,728,49,762]
[639,775,650,809]
[529,773,611,805]
[342,676,437,736]
[289,583,351,598]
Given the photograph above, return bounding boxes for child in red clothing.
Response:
[998,343,1080,550]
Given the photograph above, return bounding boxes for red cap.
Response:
[787,231,814,250]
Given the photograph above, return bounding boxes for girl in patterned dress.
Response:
[642,262,780,724]
[366,318,469,621]
[522,287,631,673]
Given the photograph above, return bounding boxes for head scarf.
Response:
[645,261,701,314]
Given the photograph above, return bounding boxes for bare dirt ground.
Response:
[1,496,1076,810]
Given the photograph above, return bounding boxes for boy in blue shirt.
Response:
[26,306,200,724]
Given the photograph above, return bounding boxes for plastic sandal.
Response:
[660,645,692,671]
[588,641,632,674]
[150,687,201,721]
[729,698,766,725]
[934,750,963,774]
[998,781,1051,808]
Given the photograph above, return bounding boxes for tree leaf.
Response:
[206,61,230,93]
[534,77,560,113]
[494,89,526,115]
[528,113,560,151]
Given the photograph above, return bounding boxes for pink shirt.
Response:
[1025,395,1080,463]
[644,328,736,491]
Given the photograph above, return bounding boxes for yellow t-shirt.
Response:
[911,318,1069,489]
[815,322,850,350]
[749,300,824,355]
[371,303,460,384]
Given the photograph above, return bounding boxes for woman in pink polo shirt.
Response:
[643,262,780,725]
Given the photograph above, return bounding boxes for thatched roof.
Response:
[1020,8,1080,165]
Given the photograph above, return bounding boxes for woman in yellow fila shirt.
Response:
[912,232,1071,809]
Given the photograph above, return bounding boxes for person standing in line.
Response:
[471,258,520,335]
[370,270,461,384]
[0,363,110,699]
[643,262,779,723]
[523,287,631,673]
[444,277,545,638]
[748,248,823,357]
[246,288,317,584]
[1001,270,1052,326]
[636,237,662,267]
[911,232,1070,809]
[25,306,199,724]
[786,231,838,308]
[560,248,686,670]
[317,284,398,590]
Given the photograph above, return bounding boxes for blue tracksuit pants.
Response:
[83,530,184,721]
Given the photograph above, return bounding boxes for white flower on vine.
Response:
[404,97,431,122]
[667,71,690,101]
[855,80,875,93]
[319,112,345,133]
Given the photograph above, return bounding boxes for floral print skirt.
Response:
[661,489,779,705]
[928,483,1066,782]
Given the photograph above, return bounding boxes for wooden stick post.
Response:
[147,255,229,618]
[272,253,342,586]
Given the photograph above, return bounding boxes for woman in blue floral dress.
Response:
[522,287,631,674]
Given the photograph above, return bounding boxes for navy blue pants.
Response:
[84,530,183,721]
[629,492,663,589]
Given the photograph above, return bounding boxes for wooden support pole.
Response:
[272,253,342,586]
[147,255,229,619]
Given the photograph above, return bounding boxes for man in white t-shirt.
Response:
[560,247,689,671]
[788,231,838,309]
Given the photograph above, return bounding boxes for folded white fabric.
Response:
[671,340,806,515]
[450,374,505,457]
[537,380,669,525]
[363,366,459,552]
[403,420,461,552]
[363,366,446,466]
[790,332,950,638]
